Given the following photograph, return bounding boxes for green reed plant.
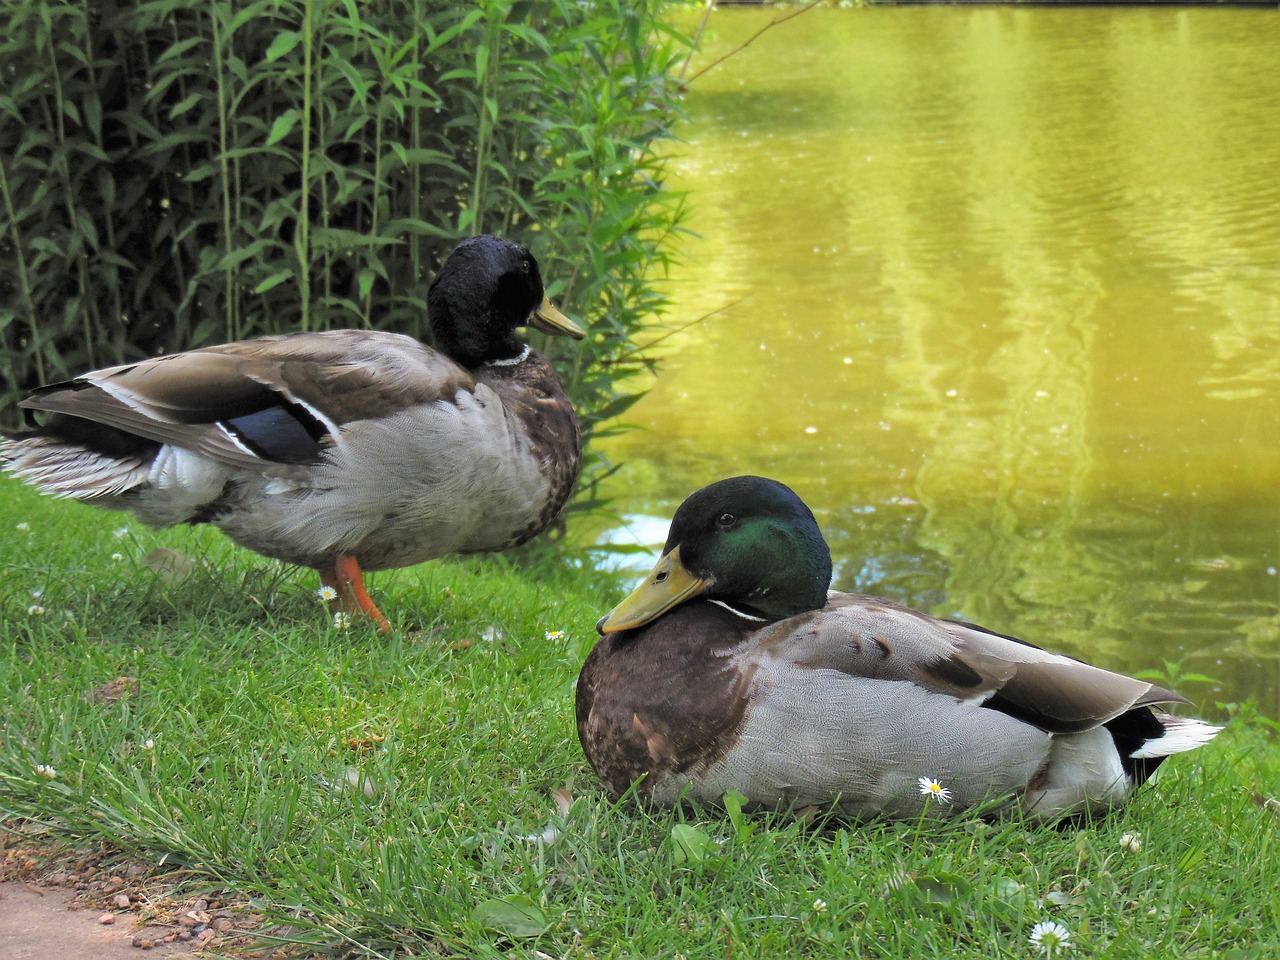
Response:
[0,0,690,514]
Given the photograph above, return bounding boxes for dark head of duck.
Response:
[428,235,578,368]
[666,475,833,622]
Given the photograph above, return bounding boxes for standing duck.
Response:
[1,236,584,630]
[577,476,1221,820]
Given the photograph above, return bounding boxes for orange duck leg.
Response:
[320,555,392,633]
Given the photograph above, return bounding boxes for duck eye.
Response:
[717,512,736,528]
[520,259,531,274]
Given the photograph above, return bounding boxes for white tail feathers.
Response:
[1130,714,1225,760]
[0,436,150,500]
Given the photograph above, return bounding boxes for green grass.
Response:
[2,475,1279,959]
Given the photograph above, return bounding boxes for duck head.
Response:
[428,235,585,367]
[599,476,833,634]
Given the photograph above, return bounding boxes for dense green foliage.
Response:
[0,0,689,508]
[2,479,1279,959]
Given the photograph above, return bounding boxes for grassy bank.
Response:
[2,476,1278,958]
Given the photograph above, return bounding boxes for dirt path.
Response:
[0,881,198,959]
[1,829,305,958]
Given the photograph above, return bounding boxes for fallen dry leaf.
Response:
[84,677,139,705]
[142,547,195,581]
[519,785,574,845]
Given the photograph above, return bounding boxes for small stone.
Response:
[212,917,234,932]
[197,928,216,942]
[98,913,116,925]
[193,898,209,912]
[107,875,125,888]
[114,894,131,909]
[133,937,155,949]
[177,930,193,942]
[178,913,201,928]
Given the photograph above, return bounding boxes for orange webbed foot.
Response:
[320,556,392,633]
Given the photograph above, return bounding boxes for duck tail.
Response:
[1130,714,1224,760]
[1,427,154,500]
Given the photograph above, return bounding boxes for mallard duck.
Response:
[577,476,1222,820]
[1,236,584,630]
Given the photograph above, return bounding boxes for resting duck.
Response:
[1,235,584,630]
[577,476,1222,820]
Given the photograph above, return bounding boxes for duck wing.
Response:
[767,592,1185,735]
[21,331,473,472]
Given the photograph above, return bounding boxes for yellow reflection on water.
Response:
[589,7,1280,712]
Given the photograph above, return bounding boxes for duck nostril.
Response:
[655,571,669,583]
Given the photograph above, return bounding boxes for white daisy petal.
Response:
[1029,920,1072,952]
[917,777,953,804]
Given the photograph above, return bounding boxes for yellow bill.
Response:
[528,295,585,339]
[598,546,708,633]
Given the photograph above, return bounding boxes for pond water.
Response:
[583,6,1280,715]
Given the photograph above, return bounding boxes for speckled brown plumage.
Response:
[576,602,756,800]
[471,353,581,548]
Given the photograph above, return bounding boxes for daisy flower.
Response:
[1029,920,1071,953]
[917,777,952,804]
[317,585,339,602]
[27,605,45,616]
[545,629,566,642]
[15,521,30,532]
